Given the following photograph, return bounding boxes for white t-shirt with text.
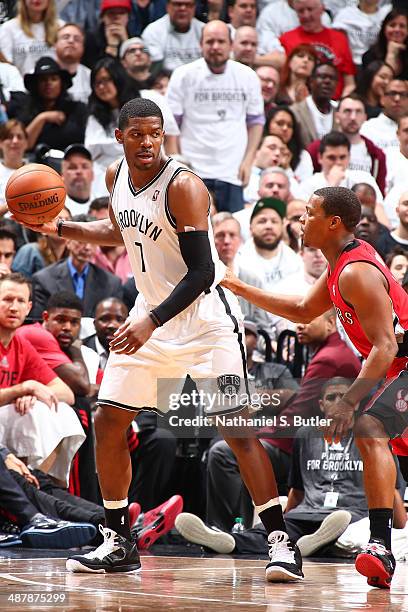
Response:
[166,58,265,185]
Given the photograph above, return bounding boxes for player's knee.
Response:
[94,405,132,439]
[354,414,389,451]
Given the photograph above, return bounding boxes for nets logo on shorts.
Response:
[217,375,241,396]
[395,389,408,413]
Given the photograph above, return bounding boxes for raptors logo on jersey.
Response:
[110,157,225,307]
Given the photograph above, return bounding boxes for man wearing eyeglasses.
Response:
[361,79,408,156]
[141,0,204,72]
[120,37,153,88]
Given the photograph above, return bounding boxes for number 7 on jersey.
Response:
[135,241,146,272]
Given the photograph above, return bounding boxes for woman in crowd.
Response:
[278,44,318,106]
[0,119,28,207]
[386,247,408,285]
[0,0,63,75]
[362,8,408,80]
[8,56,88,152]
[264,106,313,182]
[85,56,179,194]
[12,206,71,278]
[355,60,395,119]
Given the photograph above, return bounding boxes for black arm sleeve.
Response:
[150,230,215,326]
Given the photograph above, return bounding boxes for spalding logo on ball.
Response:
[6,163,66,225]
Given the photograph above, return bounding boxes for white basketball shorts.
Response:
[97,286,249,416]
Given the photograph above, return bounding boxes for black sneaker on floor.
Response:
[266,530,304,582]
[20,513,96,549]
[355,540,396,589]
[66,526,141,574]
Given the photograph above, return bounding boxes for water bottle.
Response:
[231,517,245,534]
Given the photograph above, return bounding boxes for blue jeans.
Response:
[203,179,244,213]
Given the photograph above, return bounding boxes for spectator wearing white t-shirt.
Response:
[166,20,265,213]
[332,1,391,66]
[299,131,383,202]
[384,114,408,228]
[141,0,203,73]
[238,197,303,290]
[0,0,63,76]
[291,63,338,147]
[54,24,91,104]
[360,79,408,154]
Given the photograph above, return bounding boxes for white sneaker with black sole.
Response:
[296,511,352,557]
[175,513,235,554]
[66,526,141,574]
[266,531,304,582]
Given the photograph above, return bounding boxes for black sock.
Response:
[258,504,286,537]
[369,508,393,550]
[104,505,131,540]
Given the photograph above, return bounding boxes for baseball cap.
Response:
[101,0,132,13]
[244,320,257,336]
[250,197,287,222]
[120,37,150,59]
[63,144,92,161]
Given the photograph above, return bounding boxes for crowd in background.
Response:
[0,0,407,557]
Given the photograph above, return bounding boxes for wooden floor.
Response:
[0,555,408,611]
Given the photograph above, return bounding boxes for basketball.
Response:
[5,163,66,225]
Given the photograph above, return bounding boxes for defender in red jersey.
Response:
[222,186,408,589]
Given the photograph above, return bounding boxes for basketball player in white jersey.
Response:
[14,98,303,582]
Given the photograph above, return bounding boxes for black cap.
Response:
[63,144,92,161]
[250,197,287,222]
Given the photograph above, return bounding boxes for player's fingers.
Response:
[109,335,131,350]
[113,321,130,337]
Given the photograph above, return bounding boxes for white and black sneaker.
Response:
[266,530,304,582]
[66,526,141,574]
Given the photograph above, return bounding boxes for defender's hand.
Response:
[109,316,156,355]
[220,267,242,294]
[322,398,355,444]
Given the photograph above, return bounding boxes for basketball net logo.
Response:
[395,389,408,413]
[217,375,241,396]
[152,190,160,201]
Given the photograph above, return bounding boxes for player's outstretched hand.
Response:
[109,316,157,355]
[9,215,58,235]
[220,267,242,294]
[322,398,355,444]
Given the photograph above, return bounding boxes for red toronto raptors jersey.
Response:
[327,239,408,377]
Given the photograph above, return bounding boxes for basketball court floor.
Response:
[1,547,408,611]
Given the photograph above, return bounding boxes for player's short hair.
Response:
[319,131,350,154]
[314,186,361,231]
[320,377,353,399]
[46,291,84,314]
[0,272,31,296]
[118,98,164,130]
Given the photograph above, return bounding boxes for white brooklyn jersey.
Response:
[111,157,225,306]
